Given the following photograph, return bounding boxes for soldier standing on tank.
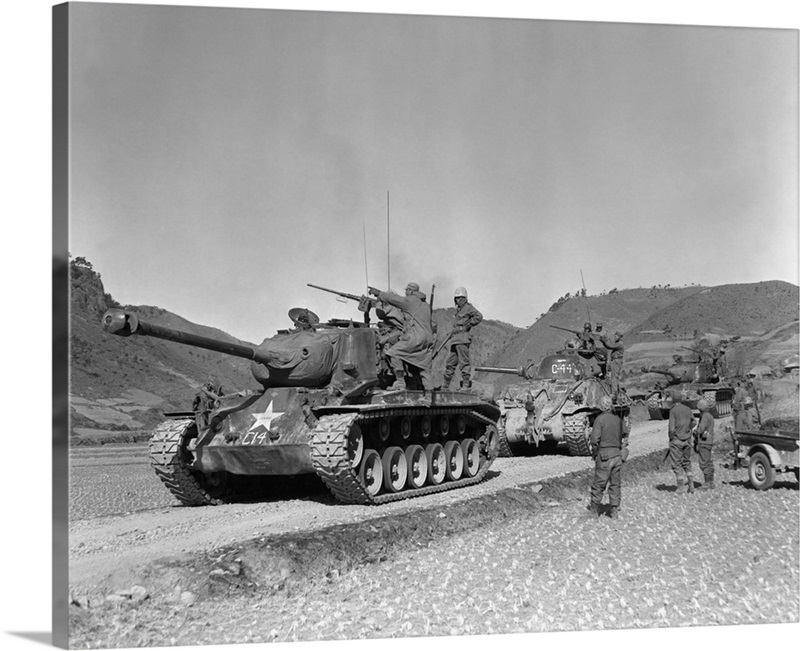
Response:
[694,398,716,490]
[667,394,696,493]
[600,331,625,397]
[442,287,483,390]
[577,322,596,354]
[368,282,434,391]
[374,300,404,386]
[587,395,628,518]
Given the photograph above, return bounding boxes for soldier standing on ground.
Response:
[735,397,761,431]
[668,394,696,493]
[442,287,483,390]
[694,398,716,490]
[732,381,748,426]
[587,395,628,518]
[368,282,434,391]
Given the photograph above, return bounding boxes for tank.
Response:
[101,308,500,506]
[641,347,733,420]
[475,348,631,457]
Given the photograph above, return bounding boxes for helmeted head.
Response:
[583,322,592,332]
[697,399,709,412]
[454,286,468,300]
[744,397,754,408]
[600,395,613,412]
[595,323,603,332]
[405,282,420,296]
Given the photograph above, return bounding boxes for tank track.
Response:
[149,418,226,506]
[310,408,498,505]
[496,414,517,458]
[563,413,592,457]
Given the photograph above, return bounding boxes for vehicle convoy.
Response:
[732,417,799,490]
[642,347,733,420]
[474,347,631,458]
[101,305,500,506]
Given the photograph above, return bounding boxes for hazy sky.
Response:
[67,3,798,343]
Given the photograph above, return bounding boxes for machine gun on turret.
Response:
[307,283,378,323]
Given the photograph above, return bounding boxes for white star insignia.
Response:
[249,401,284,434]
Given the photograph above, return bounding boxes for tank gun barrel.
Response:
[475,365,536,380]
[102,309,275,365]
[549,324,581,336]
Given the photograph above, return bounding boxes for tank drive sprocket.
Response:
[149,418,231,506]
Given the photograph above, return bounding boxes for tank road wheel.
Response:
[418,415,432,441]
[455,414,468,436]
[382,446,408,493]
[149,419,229,506]
[377,417,391,444]
[437,416,450,440]
[425,443,447,485]
[346,423,364,468]
[563,413,592,457]
[358,449,384,497]
[394,416,412,442]
[646,394,665,421]
[748,451,775,491]
[461,438,480,478]
[405,444,428,489]
[443,440,465,481]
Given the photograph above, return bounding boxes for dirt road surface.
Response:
[69,419,674,590]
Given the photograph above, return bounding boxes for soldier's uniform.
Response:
[588,397,627,518]
[443,287,483,390]
[370,282,434,391]
[734,400,760,431]
[577,323,596,355]
[695,400,715,489]
[600,332,625,396]
[732,383,748,427]
[668,398,695,493]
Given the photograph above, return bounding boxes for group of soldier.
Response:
[567,321,625,397]
[367,282,483,392]
[588,375,765,520]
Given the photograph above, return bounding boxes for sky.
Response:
[63,1,799,343]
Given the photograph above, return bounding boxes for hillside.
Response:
[69,258,257,433]
[475,281,799,394]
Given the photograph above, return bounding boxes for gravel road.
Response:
[68,420,672,589]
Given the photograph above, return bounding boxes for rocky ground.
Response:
[67,418,799,649]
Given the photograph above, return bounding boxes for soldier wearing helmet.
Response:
[599,331,625,397]
[668,393,696,493]
[587,395,628,519]
[577,322,596,355]
[694,398,716,489]
[369,282,434,391]
[440,286,483,390]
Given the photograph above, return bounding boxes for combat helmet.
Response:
[454,286,468,299]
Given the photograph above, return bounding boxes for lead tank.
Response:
[102,308,499,506]
[475,349,630,457]
[642,351,733,420]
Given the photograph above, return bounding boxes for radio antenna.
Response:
[386,191,391,289]
[362,221,369,291]
[580,269,592,324]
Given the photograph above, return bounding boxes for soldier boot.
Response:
[675,475,685,493]
[388,369,407,391]
[585,502,600,517]
[686,473,695,494]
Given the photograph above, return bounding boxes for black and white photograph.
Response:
[4,2,800,651]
